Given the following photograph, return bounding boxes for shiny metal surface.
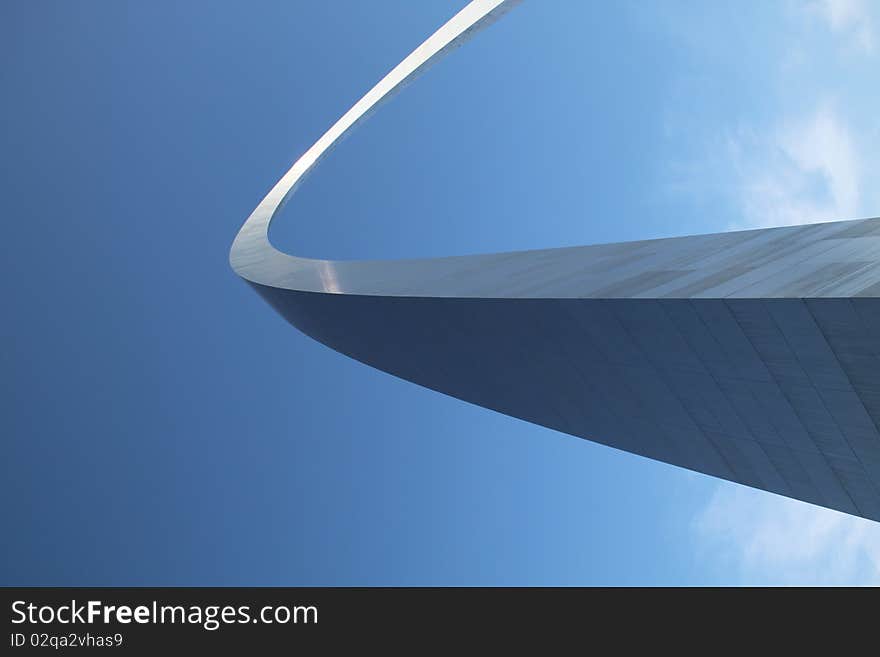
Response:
[230,0,880,521]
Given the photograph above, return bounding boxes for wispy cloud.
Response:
[809,0,876,53]
[725,105,862,230]
[694,484,880,585]
[658,1,879,235]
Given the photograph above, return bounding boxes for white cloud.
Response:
[657,1,880,234]
[810,0,876,53]
[726,105,862,230]
[694,484,880,585]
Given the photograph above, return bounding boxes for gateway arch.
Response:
[230,0,880,522]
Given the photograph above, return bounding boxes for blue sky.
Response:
[3,0,879,585]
